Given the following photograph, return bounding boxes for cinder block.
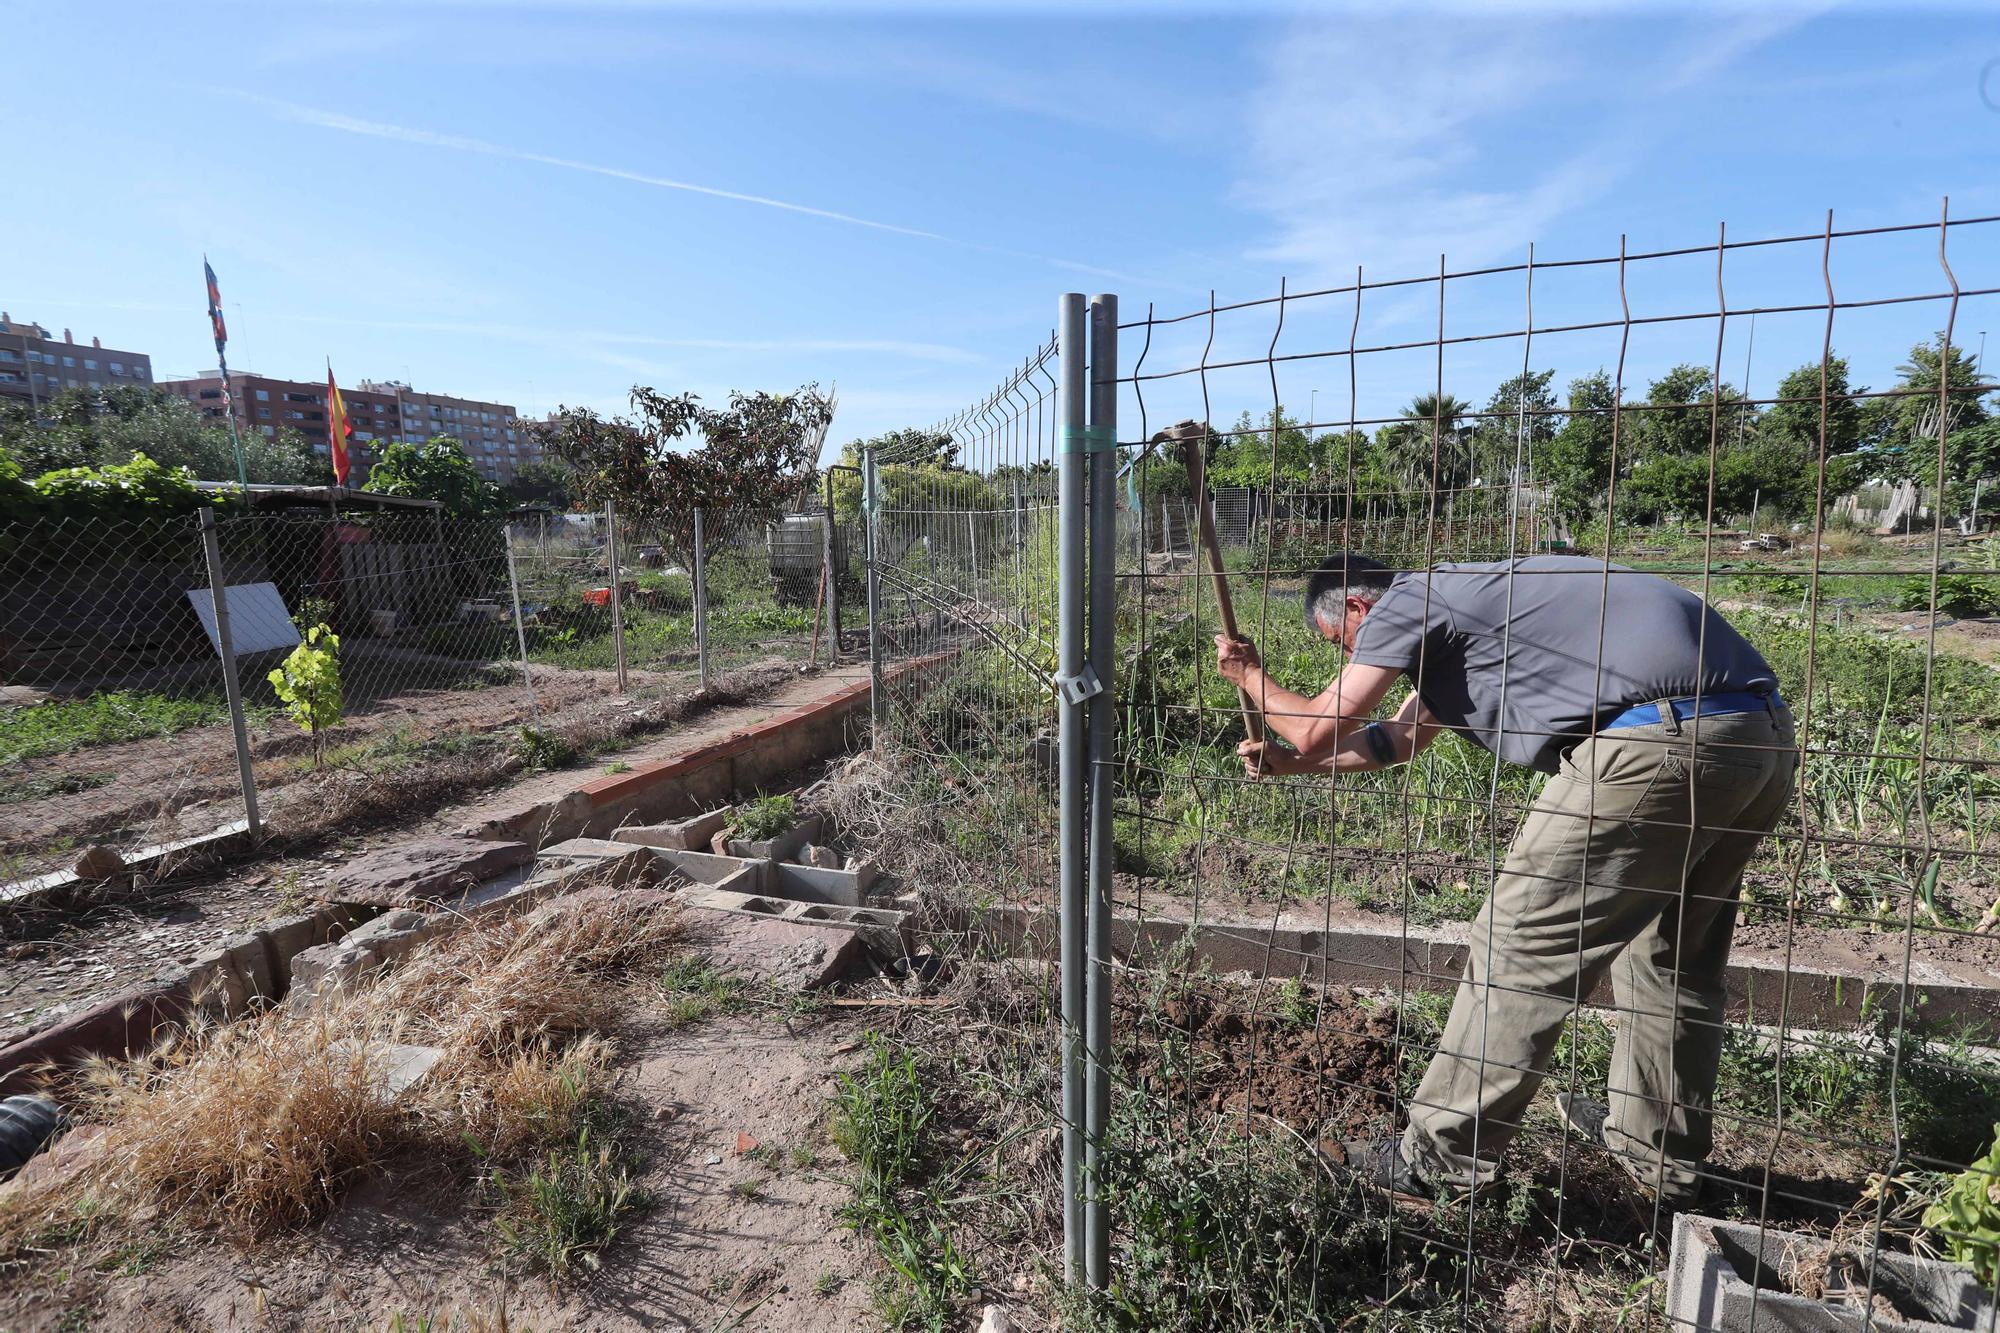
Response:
[534,837,661,887]
[725,814,822,862]
[1666,1212,1997,1332]
[612,808,730,851]
[684,906,868,991]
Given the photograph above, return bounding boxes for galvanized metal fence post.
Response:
[503,528,541,725]
[1084,292,1118,1286]
[605,500,628,694]
[197,507,261,836]
[823,472,842,659]
[864,449,887,739]
[693,507,711,689]
[1056,292,1089,1280]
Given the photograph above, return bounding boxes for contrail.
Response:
[250,95,950,241]
[238,92,1164,287]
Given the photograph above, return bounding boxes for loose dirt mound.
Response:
[1119,980,1402,1133]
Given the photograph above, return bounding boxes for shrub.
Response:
[735,793,799,841]
[1898,574,2000,619]
[31,452,215,518]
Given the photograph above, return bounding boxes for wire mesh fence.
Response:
[858,207,2000,1328]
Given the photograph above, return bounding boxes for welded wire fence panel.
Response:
[855,209,2000,1329]
[1099,209,2000,1329]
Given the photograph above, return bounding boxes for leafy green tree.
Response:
[1627,365,1748,464]
[501,459,576,510]
[1472,369,1561,476]
[829,428,998,542]
[362,436,503,516]
[536,384,833,565]
[1208,410,1315,488]
[1538,371,1618,531]
[0,386,322,483]
[1875,335,1994,513]
[31,453,212,518]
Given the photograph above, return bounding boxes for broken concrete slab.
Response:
[290,909,439,998]
[322,836,534,908]
[686,908,868,991]
[612,808,729,851]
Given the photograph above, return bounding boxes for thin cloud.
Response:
[236,92,1164,288]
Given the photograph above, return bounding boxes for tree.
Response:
[1539,371,1618,532]
[535,384,834,565]
[1752,357,1868,516]
[362,436,503,516]
[1374,392,1476,493]
[0,386,324,484]
[1473,369,1562,472]
[1876,335,1994,514]
[1626,365,1748,464]
[502,459,576,510]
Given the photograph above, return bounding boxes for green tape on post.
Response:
[1061,424,1118,455]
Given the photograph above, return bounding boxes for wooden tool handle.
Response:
[1177,428,1265,744]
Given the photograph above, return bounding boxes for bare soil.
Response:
[0,664,872,1050]
[0,1002,885,1331]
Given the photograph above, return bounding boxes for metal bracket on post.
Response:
[1054,665,1103,706]
[197,507,261,836]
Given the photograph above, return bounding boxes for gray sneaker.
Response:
[1331,1136,1432,1201]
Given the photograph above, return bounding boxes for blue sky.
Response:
[5,2,1997,461]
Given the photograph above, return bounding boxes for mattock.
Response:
[1151,419,1267,746]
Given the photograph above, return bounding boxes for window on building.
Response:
[88,379,102,388]
[260,426,275,437]
[255,389,270,401]
[257,408,271,419]
[286,410,304,420]
[0,350,18,363]
[199,389,222,400]
[110,362,125,375]
[285,391,314,403]
[131,366,147,380]
[83,359,97,370]
[61,356,75,368]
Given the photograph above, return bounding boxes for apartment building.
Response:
[0,312,153,407]
[160,373,534,483]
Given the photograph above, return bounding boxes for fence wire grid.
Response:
[864,206,2000,1330]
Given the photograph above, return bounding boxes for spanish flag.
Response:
[326,364,353,486]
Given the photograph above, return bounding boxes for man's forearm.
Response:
[1241,665,1358,751]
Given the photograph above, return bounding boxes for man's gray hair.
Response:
[1304,553,1396,633]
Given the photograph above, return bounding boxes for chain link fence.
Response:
[0,499,843,894]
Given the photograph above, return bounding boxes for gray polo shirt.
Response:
[1347,556,1777,773]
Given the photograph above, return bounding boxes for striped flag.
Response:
[327,366,353,486]
[204,259,227,356]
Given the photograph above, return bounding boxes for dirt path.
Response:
[0,664,872,1050]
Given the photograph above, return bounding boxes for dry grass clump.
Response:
[0,1005,403,1251]
[374,893,688,1064]
[440,1035,615,1161]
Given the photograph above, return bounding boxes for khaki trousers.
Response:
[1401,705,1796,1199]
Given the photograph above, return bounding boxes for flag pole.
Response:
[205,256,249,488]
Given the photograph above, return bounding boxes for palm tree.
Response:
[1379,392,1476,494]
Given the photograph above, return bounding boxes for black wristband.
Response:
[1362,722,1395,767]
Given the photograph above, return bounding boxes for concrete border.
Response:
[0,821,256,910]
[968,905,2000,1036]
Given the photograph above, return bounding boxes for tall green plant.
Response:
[267,624,343,765]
